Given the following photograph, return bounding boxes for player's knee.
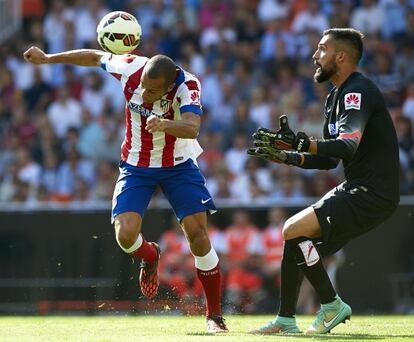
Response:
[114,218,140,249]
[282,218,297,241]
[186,226,209,246]
[182,217,208,245]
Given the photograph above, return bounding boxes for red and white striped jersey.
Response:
[100,53,203,168]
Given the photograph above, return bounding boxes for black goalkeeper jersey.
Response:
[302,72,399,205]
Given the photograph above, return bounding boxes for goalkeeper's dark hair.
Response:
[323,28,364,65]
[145,54,176,86]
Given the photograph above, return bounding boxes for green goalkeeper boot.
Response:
[305,296,352,334]
[250,316,301,334]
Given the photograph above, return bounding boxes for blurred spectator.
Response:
[231,157,273,202]
[328,0,352,29]
[381,0,412,39]
[133,0,166,39]
[198,131,224,177]
[395,115,414,193]
[298,101,324,138]
[180,41,206,77]
[249,86,272,128]
[62,65,83,100]
[224,100,257,149]
[73,0,109,49]
[271,165,305,203]
[5,45,53,91]
[368,52,402,106]
[201,58,228,113]
[0,162,20,202]
[93,114,124,162]
[206,161,234,200]
[161,0,198,33]
[224,133,249,176]
[350,0,384,35]
[55,147,94,197]
[260,18,297,61]
[40,151,59,195]
[90,160,118,200]
[23,66,52,112]
[200,12,237,51]
[222,210,265,313]
[402,80,414,121]
[62,126,80,154]
[15,145,41,191]
[47,86,82,138]
[6,105,37,147]
[291,1,329,34]
[198,0,231,29]
[80,71,110,118]
[0,68,18,124]
[260,207,286,312]
[257,0,291,23]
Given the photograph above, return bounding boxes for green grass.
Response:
[0,315,413,342]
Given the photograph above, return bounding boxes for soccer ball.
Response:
[97,11,142,54]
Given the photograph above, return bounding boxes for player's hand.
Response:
[253,115,310,152]
[23,46,49,64]
[247,147,301,166]
[146,115,165,133]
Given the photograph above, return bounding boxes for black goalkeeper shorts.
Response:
[312,181,397,257]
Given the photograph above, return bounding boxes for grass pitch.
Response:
[0,315,413,342]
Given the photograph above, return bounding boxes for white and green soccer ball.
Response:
[97,11,142,54]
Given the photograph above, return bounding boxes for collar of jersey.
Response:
[174,67,185,87]
[337,71,360,92]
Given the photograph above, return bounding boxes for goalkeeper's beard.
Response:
[314,60,338,83]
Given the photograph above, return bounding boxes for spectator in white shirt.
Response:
[47,86,82,138]
[350,0,384,35]
[291,1,329,34]
[225,133,249,176]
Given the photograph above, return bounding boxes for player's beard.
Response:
[314,58,338,83]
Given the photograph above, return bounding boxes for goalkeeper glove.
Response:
[253,115,311,152]
[247,147,302,166]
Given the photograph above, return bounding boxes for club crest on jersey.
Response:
[344,92,361,110]
[328,122,339,135]
[160,99,172,113]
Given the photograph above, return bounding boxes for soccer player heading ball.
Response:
[249,28,399,334]
[24,12,227,334]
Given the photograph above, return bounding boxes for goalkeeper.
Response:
[249,28,399,335]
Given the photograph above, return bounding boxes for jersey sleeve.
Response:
[300,154,339,170]
[317,89,372,161]
[100,53,138,81]
[177,79,203,116]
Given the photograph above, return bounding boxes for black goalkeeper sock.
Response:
[287,237,337,304]
[278,241,304,318]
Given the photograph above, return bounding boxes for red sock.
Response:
[196,265,222,317]
[131,239,157,263]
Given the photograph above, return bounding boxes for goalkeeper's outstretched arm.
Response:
[299,154,340,170]
[24,46,105,67]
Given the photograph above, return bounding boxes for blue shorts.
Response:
[112,158,216,222]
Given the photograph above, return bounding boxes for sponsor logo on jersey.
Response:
[128,101,163,118]
[344,92,361,110]
[190,91,200,105]
[328,122,338,135]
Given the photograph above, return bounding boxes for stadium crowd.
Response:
[1,0,413,315]
[1,0,414,205]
